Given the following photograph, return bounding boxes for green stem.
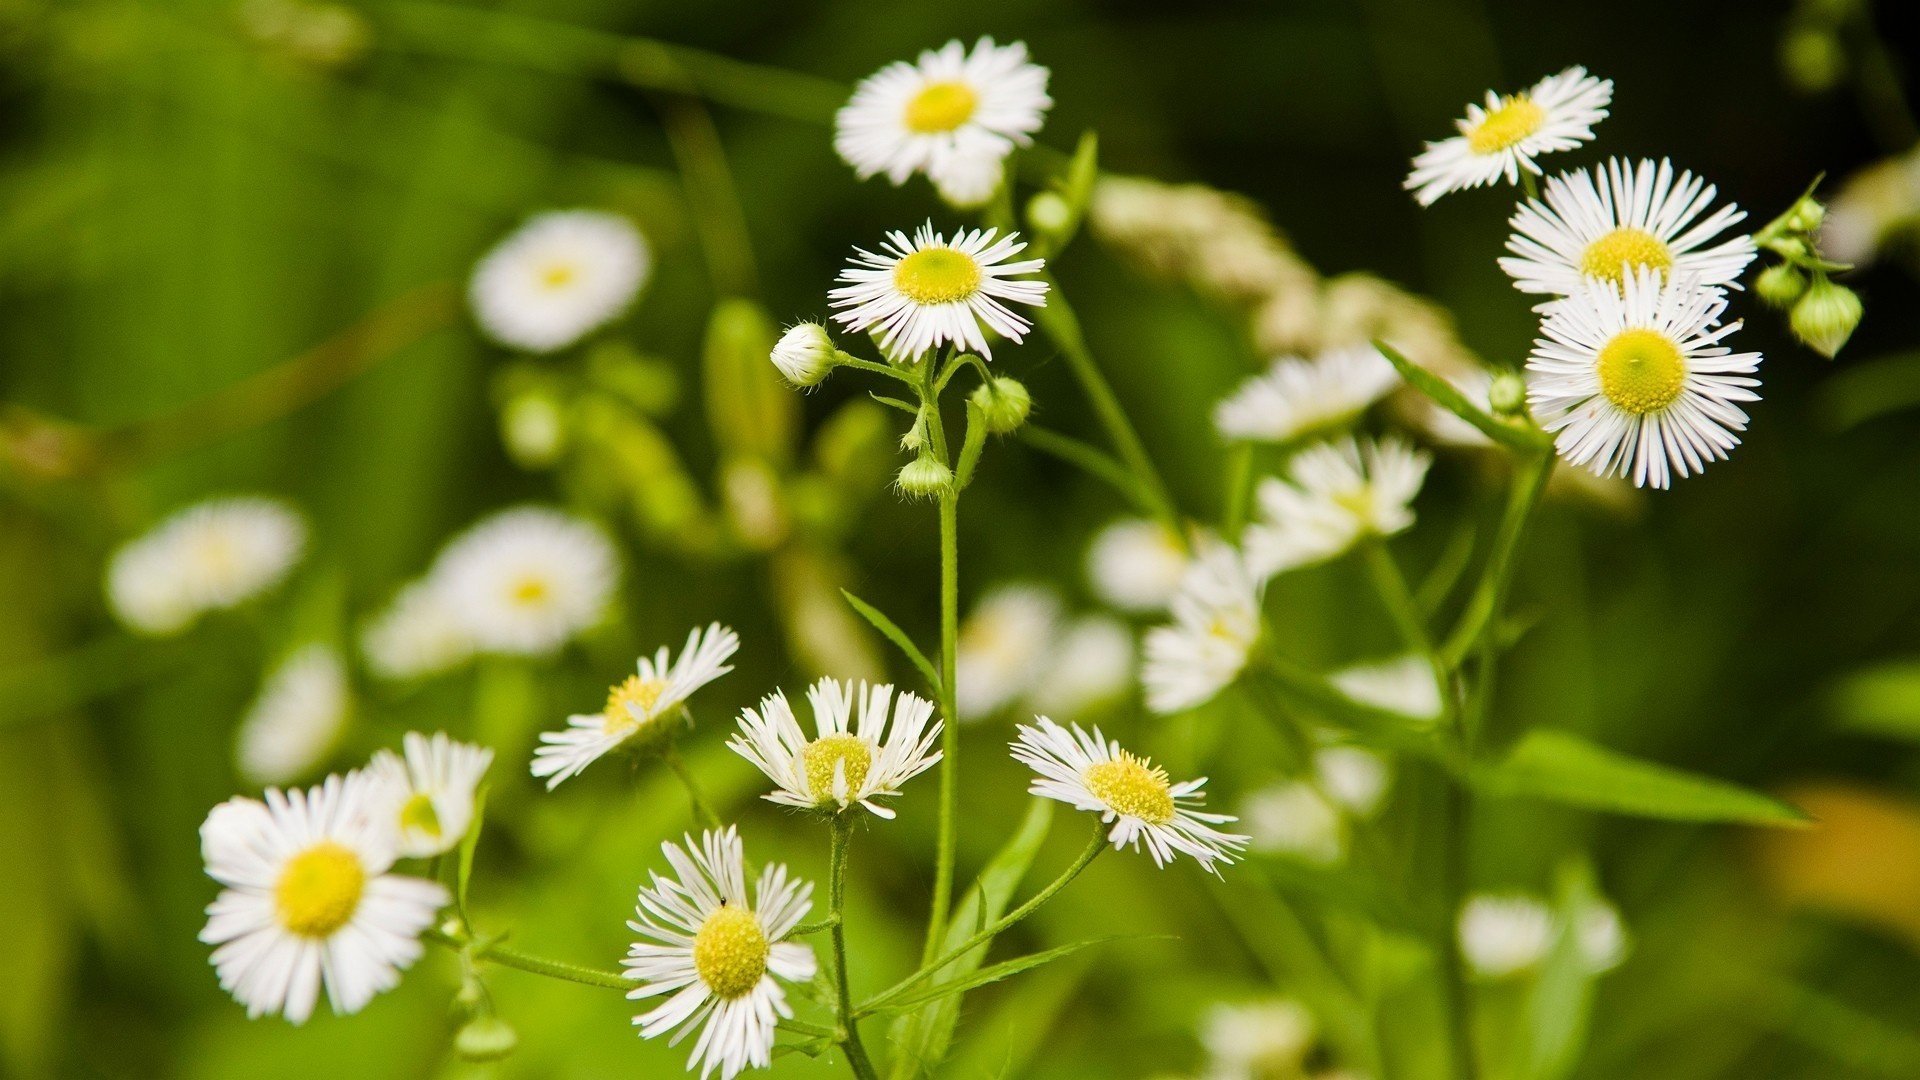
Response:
[835,353,919,386]
[1439,449,1552,675]
[659,740,722,830]
[829,815,882,1080]
[779,1017,841,1040]
[433,930,635,991]
[1222,442,1256,540]
[916,363,963,967]
[1363,538,1431,655]
[652,89,759,297]
[1439,780,1478,1080]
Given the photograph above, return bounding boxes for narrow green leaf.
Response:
[1018,425,1157,515]
[1519,862,1605,1080]
[867,937,1141,1016]
[1471,730,1808,826]
[840,590,942,696]
[954,401,990,489]
[1374,341,1549,452]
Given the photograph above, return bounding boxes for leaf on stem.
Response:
[1373,341,1548,453]
[840,590,942,696]
[1470,730,1808,826]
[865,936,1149,1016]
[955,401,990,489]
[1017,425,1158,515]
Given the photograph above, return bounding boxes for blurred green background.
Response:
[5,0,1920,1077]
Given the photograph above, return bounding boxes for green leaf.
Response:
[1519,862,1605,1080]
[954,401,990,489]
[1829,661,1920,742]
[455,783,488,924]
[840,590,942,696]
[702,298,793,466]
[866,937,1141,1016]
[1017,425,1158,515]
[1373,341,1549,453]
[1811,352,1920,432]
[1471,730,1808,826]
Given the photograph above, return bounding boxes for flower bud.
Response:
[1755,262,1809,308]
[899,408,928,453]
[770,322,838,388]
[1488,371,1527,416]
[895,455,954,499]
[1026,192,1073,240]
[1786,197,1827,233]
[970,377,1032,434]
[1790,276,1864,358]
[455,1016,519,1062]
[500,391,566,468]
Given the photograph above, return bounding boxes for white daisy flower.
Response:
[106,496,307,636]
[1142,546,1264,715]
[1527,268,1762,489]
[828,222,1049,362]
[234,645,350,787]
[1242,436,1430,579]
[1501,158,1755,298]
[1085,518,1195,614]
[1579,899,1630,973]
[956,583,1062,721]
[367,731,494,858]
[623,827,816,1080]
[199,772,448,1023]
[1240,780,1345,864]
[1026,616,1136,719]
[1405,67,1613,207]
[1458,893,1555,978]
[469,210,650,353]
[730,678,942,818]
[360,579,475,680]
[1314,745,1391,818]
[1213,346,1400,444]
[1200,999,1318,1080]
[531,624,740,790]
[834,37,1050,199]
[1012,717,1248,873]
[1331,654,1445,725]
[429,506,619,656]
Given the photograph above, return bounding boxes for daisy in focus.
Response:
[469,210,650,353]
[835,38,1051,205]
[1213,346,1399,444]
[730,678,942,818]
[1142,546,1264,715]
[531,623,739,790]
[1241,436,1430,578]
[623,827,816,1080]
[106,496,307,636]
[1085,518,1196,614]
[828,222,1048,362]
[1501,158,1755,298]
[429,506,619,656]
[1527,268,1762,488]
[1011,716,1248,872]
[234,645,351,787]
[368,731,493,858]
[955,583,1062,720]
[1405,66,1613,206]
[199,772,448,1023]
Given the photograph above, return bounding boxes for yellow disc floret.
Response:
[692,905,769,998]
[1580,228,1673,286]
[802,733,874,802]
[893,248,982,305]
[903,81,978,134]
[602,675,668,737]
[274,841,366,938]
[538,262,578,290]
[1468,95,1545,154]
[1596,328,1687,416]
[1084,752,1177,825]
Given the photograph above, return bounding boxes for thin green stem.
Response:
[779,1017,841,1040]
[917,361,963,967]
[1439,779,1478,1080]
[1439,449,1552,675]
[651,89,759,297]
[836,353,918,386]
[1363,538,1431,655]
[829,815,882,1080]
[431,930,636,991]
[659,740,722,830]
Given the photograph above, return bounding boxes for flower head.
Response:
[730,678,942,818]
[107,496,307,636]
[770,322,839,387]
[1406,67,1613,206]
[1242,435,1430,578]
[1026,616,1137,720]
[1085,518,1196,614]
[1241,780,1346,864]
[430,506,619,656]
[956,583,1063,721]
[1331,654,1445,725]
[234,645,350,786]
[368,731,493,858]
[1142,546,1263,714]
[828,222,1048,362]
[1200,999,1318,1079]
[360,579,475,680]
[469,210,649,353]
[1213,346,1399,444]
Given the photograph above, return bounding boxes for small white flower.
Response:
[1458,893,1555,978]
[828,222,1049,362]
[835,38,1050,199]
[234,645,350,787]
[1528,268,1762,489]
[1314,745,1391,818]
[770,322,839,387]
[1405,67,1613,207]
[430,506,619,656]
[623,827,817,1080]
[730,678,942,818]
[1331,654,1445,725]
[106,496,307,636]
[1200,999,1318,1080]
[1143,546,1263,715]
[1011,716,1248,872]
[469,210,650,353]
[1214,346,1400,444]
[1578,898,1630,973]
[199,772,448,1023]
[1242,436,1430,579]
[1501,158,1755,299]
[956,583,1062,721]
[1241,780,1345,864]
[1027,616,1136,719]
[532,624,740,790]
[1086,518,1195,614]
[360,580,475,680]
[367,731,493,858]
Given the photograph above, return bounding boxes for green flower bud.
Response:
[1755,262,1809,308]
[455,1016,519,1062]
[1786,197,1827,233]
[1488,371,1527,416]
[500,391,567,468]
[895,455,954,499]
[970,376,1033,434]
[899,409,928,453]
[1790,276,1864,358]
[1026,192,1073,239]
[770,321,838,388]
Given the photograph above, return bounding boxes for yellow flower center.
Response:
[508,574,551,607]
[1467,95,1545,154]
[893,248,982,305]
[1596,328,1687,416]
[1083,752,1176,825]
[1579,227,1673,285]
[274,841,366,938]
[537,261,578,290]
[903,80,978,134]
[603,675,669,737]
[399,792,441,839]
[802,733,874,802]
[691,905,769,999]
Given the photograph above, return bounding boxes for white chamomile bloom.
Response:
[730,678,942,818]
[1527,268,1762,489]
[234,645,350,787]
[1241,780,1345,865]
[107,496,307,636]
[828,222,1049,362]
[531,624,740,790]
[1012,717,1248,872]
[1242,436,1430,579]
[1086,518,1196,614]
[1314,745,1391,818]
[1458,893,1555,978]
[1331,654,1445,725]
[1142,546,1264,715]
[360,579,475,680]
[430,506,619,656]
[1405,66,1613,206]
[1213,346,1400,444]
[368,731,494,858]
[1026,616,1136,719]
[834,37,1050,199]
[955,583,1062,721]
[623,827,816,1080]
[1501,158,1755,298]
[199,772,448,1023]
[1200,999,1318,1080]
[469,210,650,353]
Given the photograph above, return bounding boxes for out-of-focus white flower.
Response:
[1214,346,1399,444]
[1027,616,1136,719]
[1314,745,1391,818]
[1241,780,1345,864]
[1243,436,1430,579]
[1405,67,1612,206]
[1819,150,1920,266]
[1200,998,1317,1080]
[1458,892,1629,978]
[1143,547,1263,714]
[1331,654,1445,725]
[1086,518,1195,614]
[829,222,1049,362]
[956,583,1062,721]
[730,678,942,818]
[234,645,350,787]
[469,210,649,353]
[360,580,475,680]
[366,731,493,858]
[429,506,619,656]
[107,496,307,636]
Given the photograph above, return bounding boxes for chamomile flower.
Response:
[1527,268,1762,489]
[199,772,448,1023]
[367,731,493,858]
[1012,716,1248,872]
[1405,67,1613,207]
[1331,654,1445,725]
[1242,436,1430,579]
[623,828,816,1080]
[730,678,942,818]
[469,210,649,353]
[234,645,350,787]
[430,507,619,656]
[1458,894,1555,978]
[1027,616,1136,719]
[1241,780,1345,864]
[828,222,1048,362]
[1200,999,1318,1080]
[1142,546,1264,715]
[1086,518,1195,613]
[531,624,740,790]
[106,496,307,636]
[1314,745,1391,818]
[834,38,1050,201]
[1501,158,1755,298]
[956,583,1062,721]
[1213,346,1399,444]
[360,580,475,680]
